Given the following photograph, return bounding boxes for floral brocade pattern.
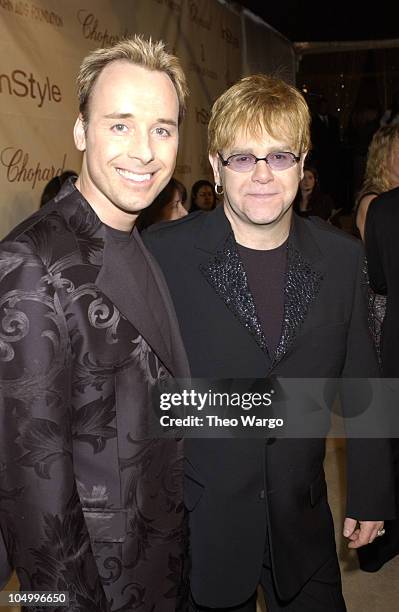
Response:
[0,186,187,611]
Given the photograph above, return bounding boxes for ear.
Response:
[209,153,222,186]
[299,151,308,180]
[74,115,87,152]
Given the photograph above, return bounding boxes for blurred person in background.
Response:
[355,124,399,240]
[380,89,399,127]
[189,179,217,212]
[354,126,399,391]
[136,177,187,230]
[293,164,334,220]
[345,104,380,198]
[40,170,78,207]
[356,130,399,576]
[309,94,342,201]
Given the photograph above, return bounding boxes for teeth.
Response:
[116,168,151,182]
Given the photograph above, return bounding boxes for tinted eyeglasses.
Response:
[218,151,300,172]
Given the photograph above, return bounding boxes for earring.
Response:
[215,184,224,196]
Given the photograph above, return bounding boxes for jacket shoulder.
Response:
[368,187,399,217]
[1,197,82,268]
[305,215,363,255]
[146,210,205,233]
[143,210,207,246]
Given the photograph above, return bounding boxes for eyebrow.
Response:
[228,145,290,155]
[104,112,177,127]
[104,113,133,119]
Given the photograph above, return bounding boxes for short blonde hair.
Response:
[77,35,188,126]
[208,74,310,156]
[356,124,399,203]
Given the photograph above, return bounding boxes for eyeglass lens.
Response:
[227,153,296,172]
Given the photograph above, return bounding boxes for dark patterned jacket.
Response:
[0,181,190,611]
[144,206,396,607]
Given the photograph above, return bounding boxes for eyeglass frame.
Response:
[217,151,301,172]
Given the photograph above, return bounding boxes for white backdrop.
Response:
[0,0,294,237]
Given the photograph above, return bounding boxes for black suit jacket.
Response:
[365,187,399,376]
[144,206,395,607]
[0,181,190,611]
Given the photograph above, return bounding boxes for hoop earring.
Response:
[215,184,224,196]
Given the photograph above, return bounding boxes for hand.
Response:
[343,517,384,548]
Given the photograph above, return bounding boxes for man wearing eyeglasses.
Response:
[143,74,395,611]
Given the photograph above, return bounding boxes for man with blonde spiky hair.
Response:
[144,74,395,611]
[0,36,189,610]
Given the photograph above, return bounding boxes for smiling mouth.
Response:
[116,168,152,182]
[248,192,278,197]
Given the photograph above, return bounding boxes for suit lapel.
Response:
[273,215,323,367]
[200,233,268,353]
[197,207,268,354]
[133,229,190,379]
[96,227,176,377]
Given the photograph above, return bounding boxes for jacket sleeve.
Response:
[341,244,395,520]
[0,242,108,609]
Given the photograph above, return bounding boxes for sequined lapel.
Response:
[196,208,324,366]
[271,215,324,367]
[200,233,267,353]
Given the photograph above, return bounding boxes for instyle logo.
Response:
[77,9,129,47]
[1,148,67,190]
[189,1,211,30]
[0,70,61,108]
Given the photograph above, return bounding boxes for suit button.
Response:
[258,489,265,500]
[267,437,276,446]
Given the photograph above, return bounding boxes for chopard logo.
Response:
[1,147,67,190]
[77,9,129,46]
[189,62,217,80]
[0,69,62,108]
[152,0,181,13]
[189,1,211,30]
[195,107,211,125]
[221,26,239,49]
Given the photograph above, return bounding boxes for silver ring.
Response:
[377,528,385,537]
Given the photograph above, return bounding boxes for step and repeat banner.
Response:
[0,0,295,237]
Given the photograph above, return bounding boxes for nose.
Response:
[127,130,154,164]
[251,159,274,182]
[178,204,188,218]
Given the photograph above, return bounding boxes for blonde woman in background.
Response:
[355,124,399,239]
[356,123,399,575]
